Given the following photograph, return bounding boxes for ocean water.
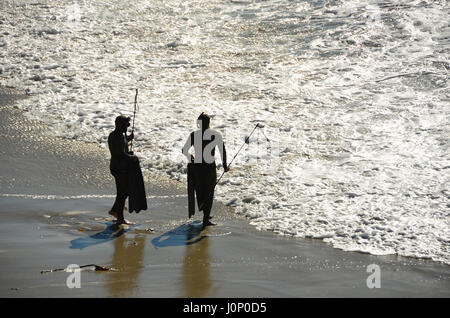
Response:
[1,0,449,264]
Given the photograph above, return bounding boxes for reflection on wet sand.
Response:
[181,224,211,298]
[105,230,146,297]
[151,221,213,297]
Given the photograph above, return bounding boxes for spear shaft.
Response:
[130,88,138,152]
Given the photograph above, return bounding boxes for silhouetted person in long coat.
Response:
[108,115,140,225]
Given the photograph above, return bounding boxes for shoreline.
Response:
[1,87,449,297]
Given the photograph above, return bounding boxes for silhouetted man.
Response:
[108,115,139,225]
[182,113,229,228]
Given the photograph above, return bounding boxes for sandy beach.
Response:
[0,87,449,298]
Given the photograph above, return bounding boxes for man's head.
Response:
[197,112,211,130]
[115,115,131,132]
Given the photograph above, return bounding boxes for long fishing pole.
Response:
[197,123,264,212]
[216,123,263,187]
[130,88,138,152]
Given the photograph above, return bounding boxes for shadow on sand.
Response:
[151,220,207,249]
[69,222,134,250]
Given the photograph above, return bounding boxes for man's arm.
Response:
[110,133,136,161]
[221,141,229,171]
[182,132,194,163]
[126,132,134,142]
[215,132,228,171]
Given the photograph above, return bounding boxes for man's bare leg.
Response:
[116,218,135,225]
[108,210,118,218]
[110,210,133,225]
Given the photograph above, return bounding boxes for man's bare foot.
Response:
[116,219,135,225]
[202,220,216,229]
[108,210,118,218]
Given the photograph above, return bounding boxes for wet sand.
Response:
[1,87,449,297]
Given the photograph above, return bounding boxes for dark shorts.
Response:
[187,163,217,218]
